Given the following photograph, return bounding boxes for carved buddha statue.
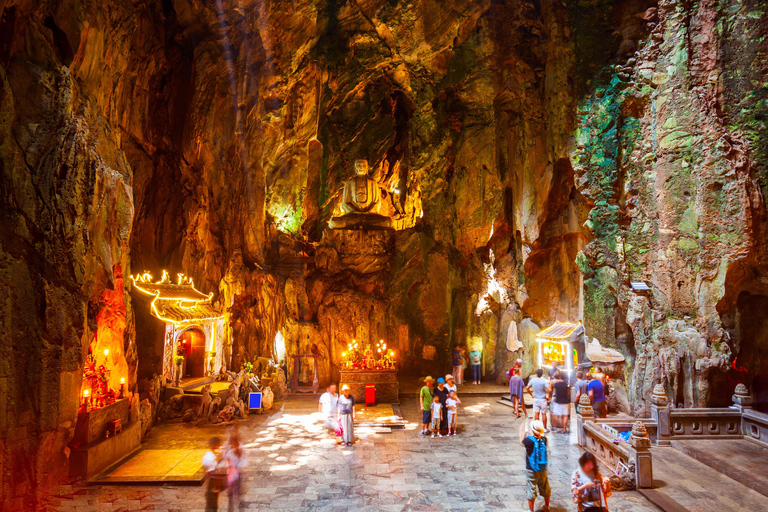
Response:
[328,159,393,230]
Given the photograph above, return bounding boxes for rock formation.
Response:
[1,0,767,509]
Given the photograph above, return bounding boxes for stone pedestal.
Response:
[69,421,141,481]
[340,369,399,404]
[650,384,670,445]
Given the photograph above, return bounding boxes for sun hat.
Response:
[437,377,445,384]
[445,374,454,381]
[530,419,546,435]
[424,376,434,382]
[341,384,350,391]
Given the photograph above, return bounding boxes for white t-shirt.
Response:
[446,398,458,412]
[202,450,218,473]
[445,383,457,393]
[430,401,442,418]
[319,392,338,418]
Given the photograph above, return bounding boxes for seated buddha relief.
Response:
[328,159,393,230]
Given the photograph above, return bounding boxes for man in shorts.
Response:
[519,419,551,512]
[526,369,551,432]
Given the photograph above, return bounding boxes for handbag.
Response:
[208,466,228,493]
[335,419,343,437]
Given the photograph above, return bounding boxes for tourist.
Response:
[338,384,356,446]
[574,371,588,404]
[571,452,611,512]
[548,362,559,379]
[202,436,226,512]
[509,367,526,418]
[434,377,450,433]
[318,383,339,433]
[446,390,461,435]
[551,372,570,433]
[526,369,551,432]
[420,376,434,436]
[451,346,465,385]
[430,394,443,437]
[588,374,607,418]
[445,374,457,393]
[224,430,247,512]
[469,346,482,384]
[519,419,551,512]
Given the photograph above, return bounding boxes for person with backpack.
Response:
[519,419,551,512]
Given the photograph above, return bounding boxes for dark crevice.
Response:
[43,16,73,66]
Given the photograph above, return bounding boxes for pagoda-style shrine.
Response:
[131,271,229,384]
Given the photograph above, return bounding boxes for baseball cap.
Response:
[437,377,445,384]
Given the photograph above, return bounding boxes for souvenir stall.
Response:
[339,339,399,404]
[535,321,586,378]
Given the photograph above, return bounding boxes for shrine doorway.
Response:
[181,327,207,378]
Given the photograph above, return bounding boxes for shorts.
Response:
[431,418,441,430]
[422,410,432,424]
[533,398,549,414]
[593,400,607,417]
[551,402,569,416]
[525,469,551,500]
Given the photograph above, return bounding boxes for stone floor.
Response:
[649,444,767,511]
[46,395,666,512]
[670,438,768,497]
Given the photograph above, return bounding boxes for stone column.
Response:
[576,394,593,447]
[650,384,670,445]
[628,421,653,489]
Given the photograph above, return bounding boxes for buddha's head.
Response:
[354,159,369,176]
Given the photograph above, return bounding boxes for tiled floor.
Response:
[46,395,666,512]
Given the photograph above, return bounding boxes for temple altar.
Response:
[339,369,399,404]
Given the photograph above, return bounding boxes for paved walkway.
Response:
[46,395,663,512]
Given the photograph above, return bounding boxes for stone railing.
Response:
[742,408,768,444]
[579,418,653,489]
[651,383,765,445]
[577,383,768,491]
[576,395,652,489]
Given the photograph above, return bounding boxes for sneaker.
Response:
[420,430,427,436]
[438,433,443,438]
[431,434,436,438]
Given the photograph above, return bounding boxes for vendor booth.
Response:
[535,321,586,377]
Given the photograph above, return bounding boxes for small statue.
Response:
[275,368,287,398]
[363,347,375,369]
[198,384,213,418]
[217,405,235,423]
[329,159,393,230]
[263,385,275,411]
[207,396,222,423]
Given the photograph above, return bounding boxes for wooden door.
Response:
[184,329,206,377]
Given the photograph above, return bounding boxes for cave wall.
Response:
[1,0,768,509]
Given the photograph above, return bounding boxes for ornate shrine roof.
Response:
[535,321,584,342]
[131,271,223,325]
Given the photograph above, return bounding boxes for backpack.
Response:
[526,436,548,472]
